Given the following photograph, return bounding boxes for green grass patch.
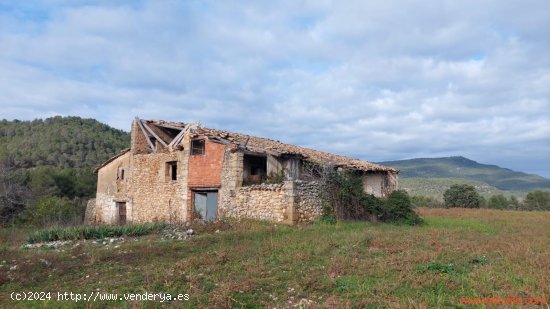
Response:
[425,217,500,234]
[25,223,166,243]
[416,261,457,274]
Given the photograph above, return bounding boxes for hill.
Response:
[0,116,130,225]
[378,156,550,197]
[0,116,129,169]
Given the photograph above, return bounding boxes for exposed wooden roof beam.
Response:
[156,123,186,130]
[142,122,168,147]
[168,128,185,148]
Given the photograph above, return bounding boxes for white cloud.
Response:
[0,0,549,176]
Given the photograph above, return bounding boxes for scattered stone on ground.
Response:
[23,240,72,249]
[22,237,127,249]
[161,224,197,240]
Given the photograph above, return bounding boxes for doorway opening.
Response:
[116,202,127,225]
[193,190,218,221]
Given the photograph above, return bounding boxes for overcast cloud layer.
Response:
[1,0,549,177]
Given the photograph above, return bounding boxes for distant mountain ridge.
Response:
[378,156,550,192]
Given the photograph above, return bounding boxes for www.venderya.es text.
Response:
[11,291,190,303]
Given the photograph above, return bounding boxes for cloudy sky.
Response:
[1,1,549,177]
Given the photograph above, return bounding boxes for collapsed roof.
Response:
[96,118,398,173]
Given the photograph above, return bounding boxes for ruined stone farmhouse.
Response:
[86,118,398,225]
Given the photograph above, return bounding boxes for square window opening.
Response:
[191,139,205,155]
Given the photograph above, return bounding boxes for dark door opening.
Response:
[193,191,218,221]
[117,202,127,225]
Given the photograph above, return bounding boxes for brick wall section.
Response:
[188,140,225,188]
[186,140,225,219]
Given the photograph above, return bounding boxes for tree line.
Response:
[411,184,550,211]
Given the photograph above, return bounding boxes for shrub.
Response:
[523,190,550,211]
[324,169,375,221]
[310,166,423,224]
[381,190,423,225]
[319,213,337,225]
[487,194,510,209]
[0,163,28,225]
[443,184,481,208]
[362,193,384,218]
[265,170,286,184]
[19,196,85,227]
[508,196,521,210]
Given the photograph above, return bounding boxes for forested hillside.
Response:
[0,116,129,226]
[0,116,129,169]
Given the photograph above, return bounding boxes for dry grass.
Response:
[1,208,549,308]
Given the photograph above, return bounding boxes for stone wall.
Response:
[93,151,132,224]
[131,120,150,154]
[228,183,288,222]
[92,125,353,225]
[295,181,323,222]
[130,151,188,223]
[363,172,384,197]
[382,172,399,197]
[84,198,96,225]
[219,150,244,218]
[363,171,399,198]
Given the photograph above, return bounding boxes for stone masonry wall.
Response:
[295,181,323,222]
[129,150,188,223]
[93,151,132,224]
[219,150,244,218]
[382,171,399,197]
[131,120,150,154]
[219,149,325,224]
[84,198,96,225]
[229,183,288,222]
[94,127,330,225]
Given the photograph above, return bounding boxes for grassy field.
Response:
[1,208,549,308]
